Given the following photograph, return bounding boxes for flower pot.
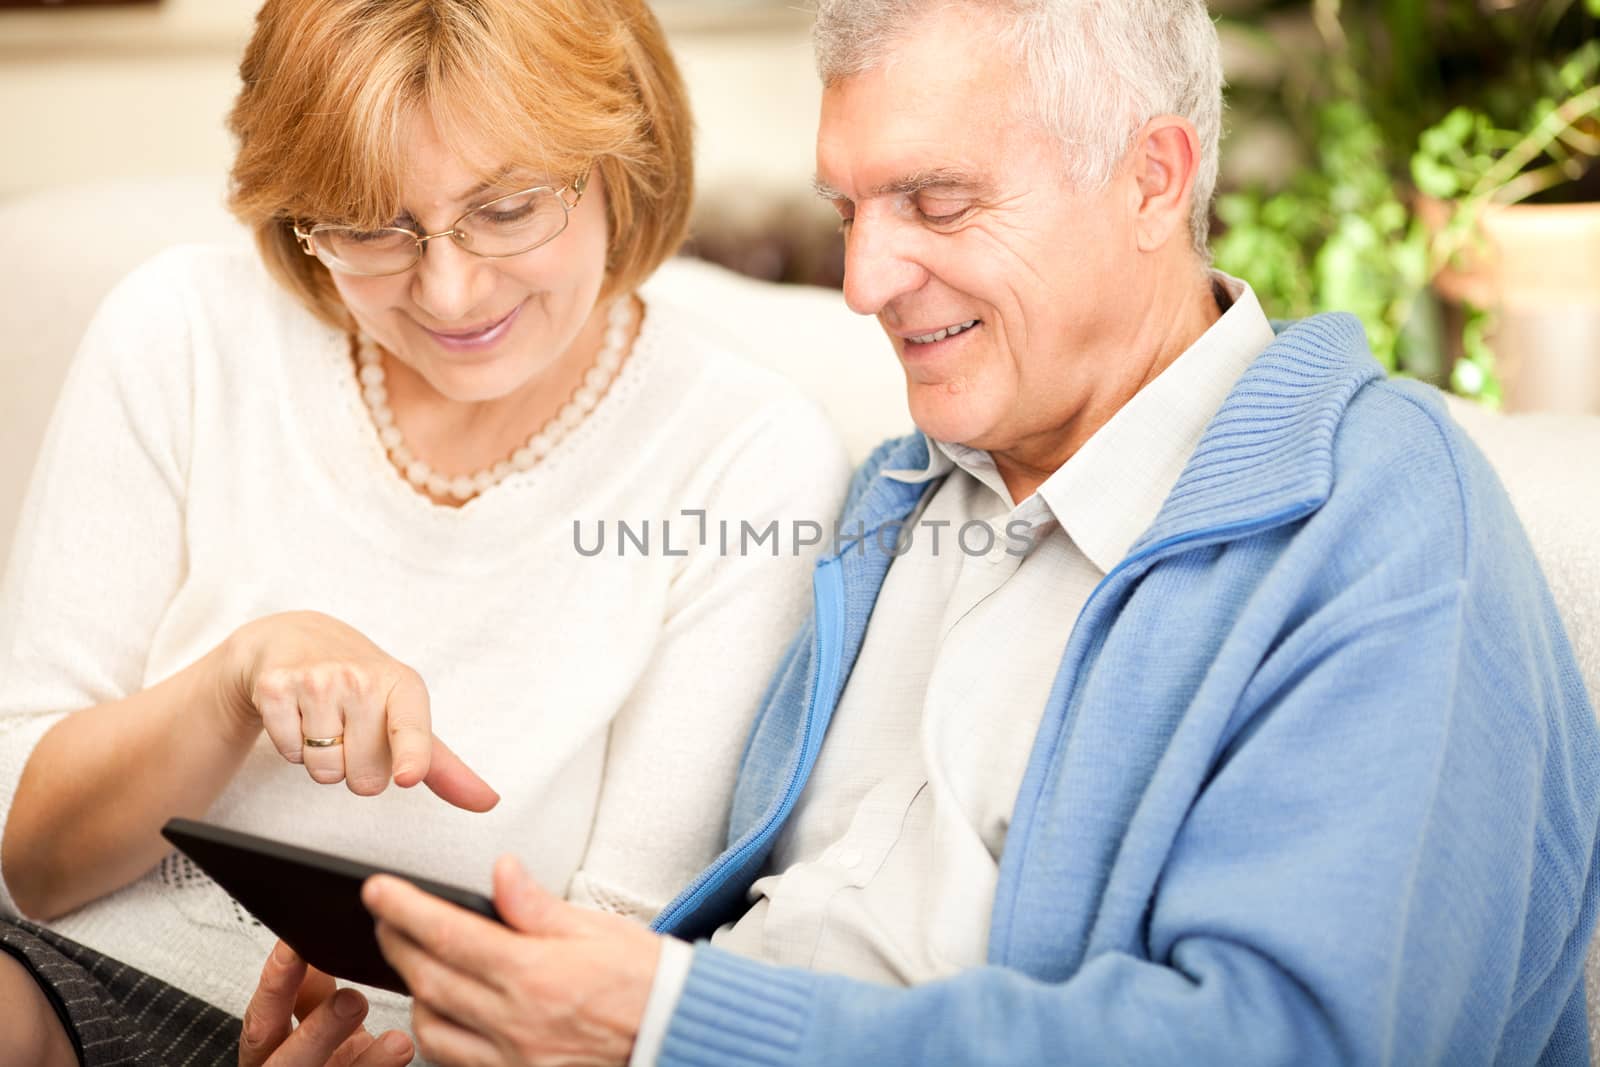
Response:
[1429,199,1600,414]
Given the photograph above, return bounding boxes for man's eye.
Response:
[918,201,968,225]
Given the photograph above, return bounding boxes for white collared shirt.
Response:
[631,274,1277,1065]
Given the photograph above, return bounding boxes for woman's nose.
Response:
[410,234,494,324]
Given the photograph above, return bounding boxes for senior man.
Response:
[249,1,1600,1065]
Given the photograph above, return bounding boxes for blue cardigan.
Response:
[651,313,1600,1065]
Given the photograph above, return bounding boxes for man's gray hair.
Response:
[813,0,1223,257]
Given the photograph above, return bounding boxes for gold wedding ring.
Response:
[301,735,345,748]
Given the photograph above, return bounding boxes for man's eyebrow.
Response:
[812,176,847,201]
[812,169,989,201]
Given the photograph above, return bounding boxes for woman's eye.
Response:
[484,204,536,224]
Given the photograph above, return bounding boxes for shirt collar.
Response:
[1046,273,1275,571]
[882,445,954,485]
[889,272,1277,573]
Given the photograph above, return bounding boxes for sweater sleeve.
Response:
[0,252,194,915]
[567,392,851,923]
[655,568,1600,1066]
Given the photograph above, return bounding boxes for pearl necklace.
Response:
[355,297,634,503]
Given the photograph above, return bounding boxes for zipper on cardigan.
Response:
[652,559,848,932]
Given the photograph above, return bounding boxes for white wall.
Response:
[0,1,823,204]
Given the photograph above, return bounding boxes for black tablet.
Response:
[161,817,504,994]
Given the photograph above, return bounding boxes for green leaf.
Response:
[1587,0,1600,19]
[1419,126,1457,158]
[1411,155,1461,199]
[1215,195,1256,227]
[1556,41,1600,89]
[1441,107,1476,143]
[1373,201,1408,234]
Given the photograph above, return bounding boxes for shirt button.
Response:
[838,848,863,870]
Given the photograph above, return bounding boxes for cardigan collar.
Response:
[832,312,1383,564]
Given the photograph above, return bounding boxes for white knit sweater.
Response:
[0,244,850,1042]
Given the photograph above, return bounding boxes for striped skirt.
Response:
[0,917,241,1066]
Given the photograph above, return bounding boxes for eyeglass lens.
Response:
[312,187,572,274]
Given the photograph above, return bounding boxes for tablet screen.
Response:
[161,817,503,994]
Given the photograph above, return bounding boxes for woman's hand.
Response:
[240,941,415,1067]
[2,610,495,922]
[366,856,661,1067]
[221,611,499,812]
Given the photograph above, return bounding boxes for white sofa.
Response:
[2,179,1598,1054]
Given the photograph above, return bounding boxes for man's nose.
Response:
[410,235,494,323]
[840,213,928,318]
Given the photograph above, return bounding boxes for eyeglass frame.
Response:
[290,171,590,277]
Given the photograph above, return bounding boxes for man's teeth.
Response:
[908,320,979,345]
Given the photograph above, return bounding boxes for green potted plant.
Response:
[1212,0,1600,410]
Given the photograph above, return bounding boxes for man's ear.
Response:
[1128,116,1201,253]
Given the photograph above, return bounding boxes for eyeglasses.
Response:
[291,174,589,277]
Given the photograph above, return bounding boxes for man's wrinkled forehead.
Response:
[814,12,1023,200]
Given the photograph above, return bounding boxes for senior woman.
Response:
[0,0,848,1063]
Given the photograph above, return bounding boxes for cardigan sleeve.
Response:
[654,563,1599,1066]
[0,251,195,915]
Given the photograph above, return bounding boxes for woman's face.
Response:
[328,114,611,405]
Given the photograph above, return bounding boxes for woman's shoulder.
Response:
[76,244,250,362]
[89,243,315,350]
[115,242,297,315]
[90,243,333,374]
[70,244,340,439]
[604,297,849,524]
[591,294,848,502]
[632,295,837,444]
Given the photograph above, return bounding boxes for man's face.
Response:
[816,7,1139,455]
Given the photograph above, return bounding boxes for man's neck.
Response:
[992,270,1225,504]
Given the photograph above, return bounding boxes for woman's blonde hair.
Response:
[228,0,694,329]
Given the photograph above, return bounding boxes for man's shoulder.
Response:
[1337,374,1471,488]
[1255,313,1489,513]
[1188,312,1542,611]
[1284,368,1552,629]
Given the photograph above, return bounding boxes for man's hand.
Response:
[366,855,662,1067]
[239,940,415,1067]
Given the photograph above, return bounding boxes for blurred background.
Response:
[0,0,1596,412]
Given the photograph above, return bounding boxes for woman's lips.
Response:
[423,303,523,353]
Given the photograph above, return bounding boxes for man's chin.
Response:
[905,385,997,450]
